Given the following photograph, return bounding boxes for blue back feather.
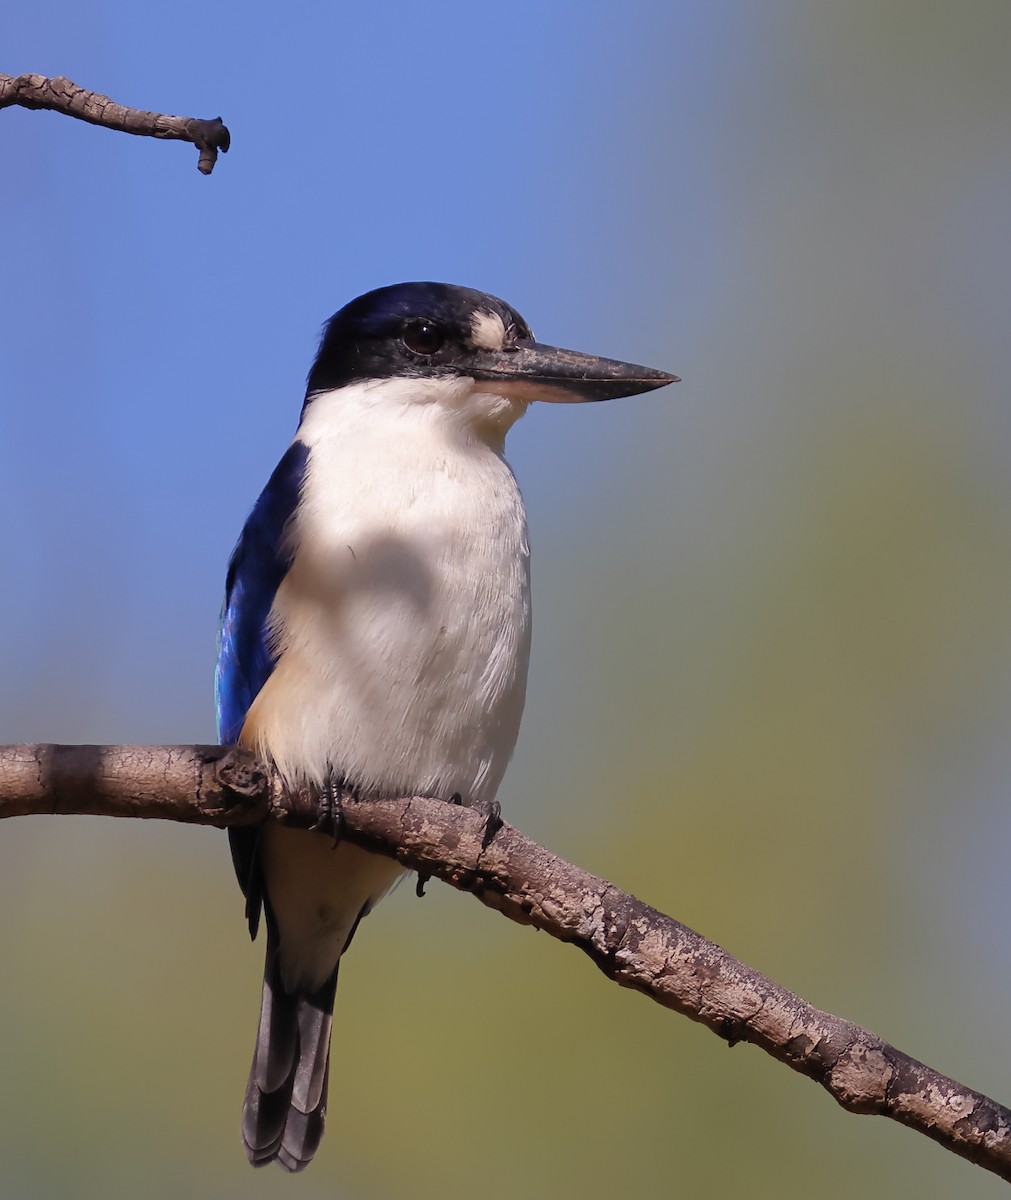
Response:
[216,440,309,744]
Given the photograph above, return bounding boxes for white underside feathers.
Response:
[242,375,533,989]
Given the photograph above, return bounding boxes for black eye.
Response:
[402,320,446,356]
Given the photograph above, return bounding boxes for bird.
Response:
[214,281,678,1171]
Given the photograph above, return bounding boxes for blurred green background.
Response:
[3,2,1011,1196]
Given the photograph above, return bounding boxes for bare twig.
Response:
[1,741,1009,1184]
[0,74,230,174]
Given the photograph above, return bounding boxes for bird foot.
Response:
[310,776,346,847]
[416,792,500,895]
[471,797,503,849]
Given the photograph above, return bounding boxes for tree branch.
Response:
[1,742,1009,1183]
[0,74,230,174]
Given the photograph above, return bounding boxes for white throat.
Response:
[304,374,528,453]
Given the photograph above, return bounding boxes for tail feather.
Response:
[278,1059,329,1172]
[292,996,333,1113]
[242,932,338,1172]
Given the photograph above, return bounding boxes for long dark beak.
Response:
[470,339,679,403]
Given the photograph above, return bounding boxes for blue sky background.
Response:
[3,3,1011,1198]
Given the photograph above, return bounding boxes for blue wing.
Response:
[216,439,309,743]
[216,439,308,937]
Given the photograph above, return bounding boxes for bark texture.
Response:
[1,742,1009,1184]
[0,74,230,173]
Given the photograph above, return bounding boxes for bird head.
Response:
[304,282,678,444]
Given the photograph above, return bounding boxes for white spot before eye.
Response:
[470,309,506,352]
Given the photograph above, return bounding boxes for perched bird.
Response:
[215,282,677,1171]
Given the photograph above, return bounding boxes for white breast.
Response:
[243,376,532,807]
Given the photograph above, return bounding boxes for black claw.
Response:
[450,792,463,806]
[475,798,503,850]
[415,872,430,898]
[310,776,346,846]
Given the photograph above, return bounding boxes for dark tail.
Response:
[241,930,338,1172]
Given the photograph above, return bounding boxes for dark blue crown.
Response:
[305,282,532,398]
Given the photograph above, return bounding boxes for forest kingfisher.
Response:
[215,281,678,1170]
